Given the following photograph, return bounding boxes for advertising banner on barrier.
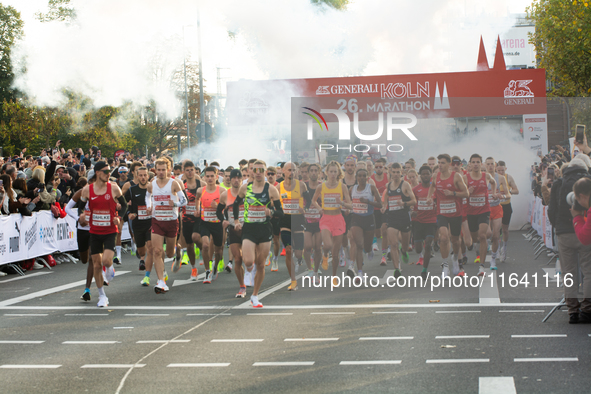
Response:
[544,205,553,249]
[0,214,26,264]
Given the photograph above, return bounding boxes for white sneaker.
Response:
[555,259,561,276]
[499,246,506,262]
[490,257,497,270]
[97,295,109,307]
[372,242,379,252]
[441,262,450,279]
[452,260,460,276]
[477,265,486,276]
[244,268,254,287]
[107,266,115,282]
[155,280,169,294]
[250,295,263,308]
[32,262,44,270]
[0,271,6,276]
[102,268,109,285]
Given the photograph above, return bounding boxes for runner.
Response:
[310,161,353,286]
[484,157,510,268]
[411,165,437,280]
[299,162,310,183]
[266,167,281,271]
[349,168,382,278]
[278,162,307,290]
[113,166,129,265]
[197,166,227,284]
[181,161,203,280]
[382,163,416,278]
[341,155,357,268]
[426,154,470,278]
[497,160,519,262]
[465,154,497,273]
[451,156,470,267]
[127,167,155,285]
[302,163,322,276]
[371,157,389,265]
[427,156,437,171]
[233,160,283,307]
[216,169,246,297]
[64,169,95,302]
[79,161,127,307]
[149,158,187,294]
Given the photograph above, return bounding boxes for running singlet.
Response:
[434,171,461,217]
[243,183,271,224]
[200,186,221,223]
[89,182,118,235]
[279,181,304,215]
[371,174,388,195]
[488,173,501,207]
[183,180,201,221]
[151,178,178,221]
[386,180,410,212]
[466,173,490,215]
[321,181,344,210]
[351,183,374,216]
[226,188,244,225]
[130,184,151,221]
[303,182,321,223]
[79,201,90,231]
[500,174,511,205]
[412,183,436,223]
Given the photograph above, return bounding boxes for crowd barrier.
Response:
[528,196,554,250]
[0,211,131,266]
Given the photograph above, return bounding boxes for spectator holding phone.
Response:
[0,174,31,215]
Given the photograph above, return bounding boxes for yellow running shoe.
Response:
[181,251,189,265]
[322,255,329,271]
[217,258,224,273]
[288,280,298,291]
[195,246,200,259]
[474,255,480,264]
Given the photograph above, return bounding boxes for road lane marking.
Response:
[0,271,130,306]
[63,341,118,344]
[479,377,516,394]
[0,272,53,283]
[211,339,264,343]
[359,337,413,340]
[65,314,109,316]
[82,364,146,368]
[436,311,481,314]
[340,360,401,365]
[167,363,230,367]
[372,311,417,314]
[426,359,489,364]
[114,327,134,329]
[511,334,567,338]
[436,335,490,339]
[310,312,355,315]
[479,271,500,304]
[125,314,169,316]
[187,313,231,316]
[236,272,307,308]
[253,362,314,366]
[514,357,578,362]
[499,310,544,313]
[136,340,190,343]
[284,338,338,342]
[0,365,61,369]
[0,340,44,344]
[4,314,48,317]
[247,313,293,316]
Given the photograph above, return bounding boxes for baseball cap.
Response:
[118,166,129,173]
[344,154,357,163]
[94,161,109,173]
[451,156,462,164]
[230,169,242,179]
[87,169,95,180]
[73,164,80,171]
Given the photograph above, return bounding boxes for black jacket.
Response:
[548,165,591,235]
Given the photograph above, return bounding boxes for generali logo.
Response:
[504,80,534,105]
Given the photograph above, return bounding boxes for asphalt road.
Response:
[0,230,589,394]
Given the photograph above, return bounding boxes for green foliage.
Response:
[0,4,24,110]
[527,0,591,97]
[35,0,76,23]
[311,0,350,10]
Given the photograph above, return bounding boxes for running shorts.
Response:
[132,219,152,248]
[412,222,437,242]
[182,219,200,246]
[502,203,513,226]
[200,221,224,247]
[373,209,385,228]
[228,225,243,245]
[319,214,346,237]
[490,205,503,220]
[151,218,179,239]
[436,215,462,237]
[77,229,90,253]
[387,211,411,233]
[467,212,491,233]
[242,222,273,244]
[280,230,304,250]
[271,217,280,236]
[304,221,321,234]
[279,214,306,232]
[351,214,376,232]
[90,233,116,255]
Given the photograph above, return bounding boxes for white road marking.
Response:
[0,365,61,369]
[136,340,190,344]
[247,313,293,316]
[379,270,395,285]
[63,341,119,344]
[167,363,230,367]
[82,364,146,368]
[187,313,231,316]
[211,339,264,343]
[479,377,517,394]
[4,314,48,317]
[340,360,401,365]
[426,359,489,364]
[65,314,109,316]
[113,327,134,329]
[514,357,578,362]
[0,272,53,283]
[511,334,567,338]
[436,335,490,339]
[479,271,500,304]
[359,337,413,341]
[310,312,355,315]
[125,314,169,316]
[499,310,544,313]
[172,272,206,287]
[253,362,315,366]
[236,272,307,308]
[284,338,338,342]
[0,271,130,306]
[436,311,481,314]
[372,311,417,314]
[0,340,44,344]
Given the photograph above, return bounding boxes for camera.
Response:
[567,191,586,211]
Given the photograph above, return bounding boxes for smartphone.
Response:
[0,180,3,187]
[548,167,555,181]
[576,124,586,144]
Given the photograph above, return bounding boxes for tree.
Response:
[0,5,24,109]
[527,0,591,97]
[35,0,75,23]
[311,0,350,10]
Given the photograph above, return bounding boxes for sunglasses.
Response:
[253,168,265,173]
[267,172,276,176]
[101,169,111,174]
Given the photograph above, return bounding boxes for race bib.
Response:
[283,198,301,215]
[247,206,267,223]
[185,204,197,216]
[323,193,341,209]
[417,199,434,211]
[304,208,321,222]
[154,204,174,220]
[440,200,457,214]
[137,205,151,220]
[92,210,111,227]
[202,207,219,222]
[352,198,368,214]
[469,195,486,207]
[229,206,244,225]
[389,196,403,211]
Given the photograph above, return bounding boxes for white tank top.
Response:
[151,178,178,221]
[79,201,90,231]
[351,183,374,216]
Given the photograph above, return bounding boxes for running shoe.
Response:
[141,276,150,286]
[217,259,224,273]
[490,258,497,270]
[199,259,204,265]
[416,257,424,266]
[294,261,299,274]
[190,268,198,281]
[420,270,428,281]
[372,242,379,252]
[225,262,233,273]
[322,255,329,271]
[250,295,263,308]
[195,246,200,259]
[441,262,450,278]
[203,270,212,284]
[271,259,279,272]
[366,251,374,261]
[280,248,286,256]
[81,290,91,302]
[380,256,387,266]
[266,252,272,266]
[102,266,109,286]
[107,266,115,283]
[487,244,491,253]
[332,277,339,287]
[182,251,189,265]
[452,260,460,276]
[164,270,168,282]
[155,281,169,294]
[139,260,145,271]
[467,243,474,251]
[97,295,109,307]
[339,250,346,267]
[113,257,121,266]
[288,280,298,291]
[236,287,247,298]
[400,250,409,264]
[346,265,356,279]
[499,246,506,263]
[171,256,181,273]
[474,255,481,264]
[555,259,561,276]
[393,269,401,279]
[462,256,467,266]
[477,264,486,276]
[433,242,440,252]
[131,242,137,256]
[212,265,219,281]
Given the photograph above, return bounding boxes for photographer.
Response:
[548,155,591,324]
[541,164,561,205]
